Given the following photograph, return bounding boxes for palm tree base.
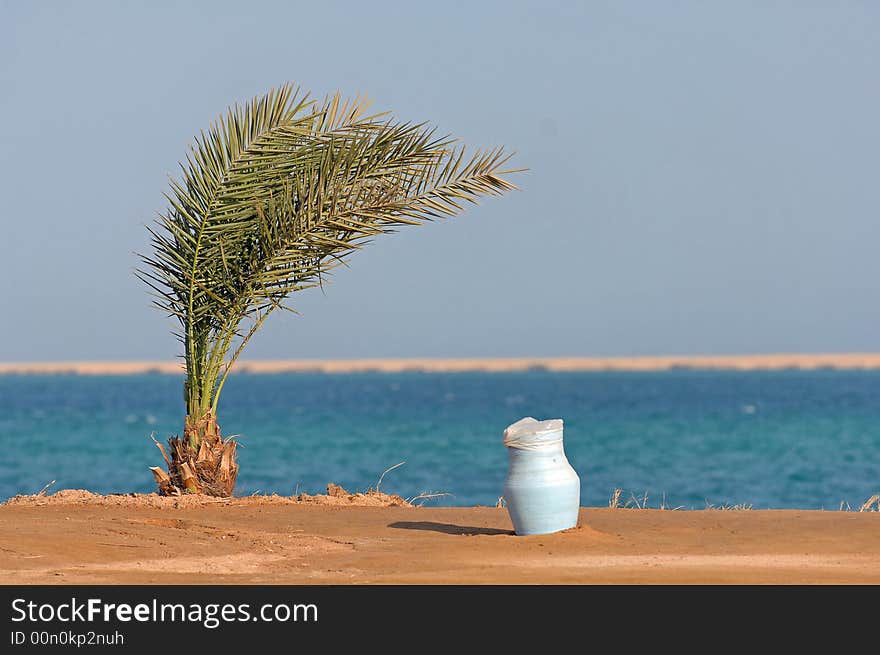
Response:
[150,412,238,497]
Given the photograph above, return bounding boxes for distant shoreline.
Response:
[2,353,880,375]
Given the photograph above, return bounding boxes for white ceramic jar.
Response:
[502,417,580,535]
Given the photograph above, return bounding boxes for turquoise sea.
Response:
[0,370,878,508]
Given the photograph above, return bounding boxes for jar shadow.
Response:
[388,521,513,536]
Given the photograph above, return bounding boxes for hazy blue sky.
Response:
[1,1,878,361]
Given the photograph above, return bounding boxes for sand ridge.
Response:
[3,353,880,375]
[4,486,410,509]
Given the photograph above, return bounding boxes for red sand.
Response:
[2,492,879,584]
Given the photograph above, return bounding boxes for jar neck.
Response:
[506,441,565,456]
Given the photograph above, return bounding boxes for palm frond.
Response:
[138,83,521,418]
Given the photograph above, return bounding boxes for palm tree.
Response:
[138,83,520,496]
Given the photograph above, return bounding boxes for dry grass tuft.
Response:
[704,501,753,511]
[608,488,622,509]
[407,492,452,507]
[608,488,747,510]
[374,461,406,494]
[836,494,879,511]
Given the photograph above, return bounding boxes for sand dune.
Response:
[2,353,880,375]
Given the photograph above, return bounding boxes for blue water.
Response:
[0,370,878,509]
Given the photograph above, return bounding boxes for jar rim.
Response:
[503,416,564,449]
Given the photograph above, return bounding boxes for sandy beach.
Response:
[2,492,879,584]
[2,353,880,375]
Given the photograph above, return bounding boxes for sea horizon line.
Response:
[2,353,880,375]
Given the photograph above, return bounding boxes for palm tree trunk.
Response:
[150,411,238,497]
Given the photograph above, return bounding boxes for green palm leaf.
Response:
[139,83,521,429]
